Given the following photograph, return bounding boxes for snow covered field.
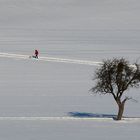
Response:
[0,0,140,140]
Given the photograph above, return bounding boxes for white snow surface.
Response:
[0,52,102,66]
[0,0,140,140]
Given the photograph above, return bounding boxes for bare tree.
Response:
[91,58,140,120]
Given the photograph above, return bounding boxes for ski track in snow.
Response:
[0,52,102,66]
[0,117,139,123]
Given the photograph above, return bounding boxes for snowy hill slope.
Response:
[0,0,140,62]
[0,0,140,30]
[0,0,140,140]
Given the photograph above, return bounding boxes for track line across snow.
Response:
[0,117,139,122]
[0,117,111,121]
[0,52,102,66]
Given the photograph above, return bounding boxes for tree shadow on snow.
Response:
[68,112,117,119]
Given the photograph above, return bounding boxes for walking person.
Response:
[35,49,39,58]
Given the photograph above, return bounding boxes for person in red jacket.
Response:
[35,49,39,58]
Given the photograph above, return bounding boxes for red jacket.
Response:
[35,50,39,55]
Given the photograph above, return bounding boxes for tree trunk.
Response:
[116,103,125,120]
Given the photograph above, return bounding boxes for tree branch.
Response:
[122,97,132,104]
